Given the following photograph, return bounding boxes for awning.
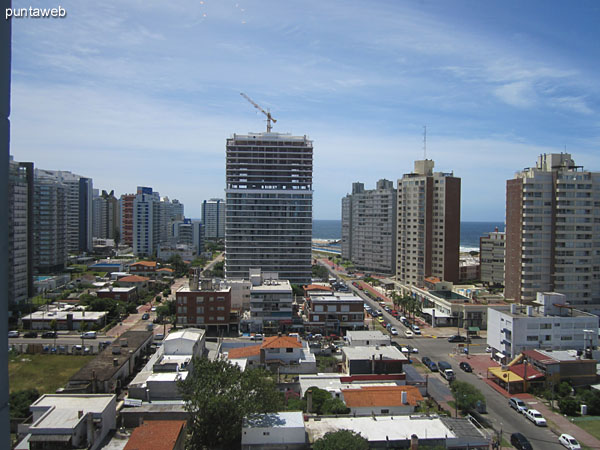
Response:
[468,326,480,332]
[494,352,506,360]
[488,366,523,383]
[422,307,451,318]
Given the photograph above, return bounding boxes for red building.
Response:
[120,193,135,247]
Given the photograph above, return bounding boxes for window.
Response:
[217,296,225,301]
[263,432,270,436]
[217,306,225,311]
[209,297,214,302]
[286,348,293,353]
[381,409,389,414]
[327,305,337,312]
[315,305,324,312]
[196,296,204,303]
[313,315,319,321]
[526,336,538,342]
[197,306,204,314]
[217,316,225,321]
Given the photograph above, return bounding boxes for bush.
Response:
[558,396,578,416]
[10,389,40,418]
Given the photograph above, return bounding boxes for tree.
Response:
[9,389,40,418]
[322,398,350,415]
[313,430,369,450]
[450,381,486,415]
[49,319,58,347]
[178,358,283,449]
[558,396,578,416]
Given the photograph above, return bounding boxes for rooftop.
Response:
[524,349,597,364]
[119,275,150,283]
[22,310,107,321]
[98,287,136,293]
[342,346,408,362]
[341,385,423,407]
[124,420,186,450]
[346,330,390,341]
[261,335,303,349]
[304,284,333,292]
[30,394,115,430]
[131,261,157,268]
[243,411,305,429]
[250,279,292,292]
[228,345,261,359]
[430,290,470,301]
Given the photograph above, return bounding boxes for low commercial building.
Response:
[97,286,138,302]
[345,330,390,347]
[487,292,599,360]
[304,293,364,334]
[523,349,598,387]
[342,346,407,375]
[21,309,107,331]
[67,330,154,394]
[15,394,116,450]
[129,260,157,277]
[242,412,306,450]
[124,420,187,450]
[341,385,423,415]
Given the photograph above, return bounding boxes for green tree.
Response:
[322,397,350,415]
[558,396,578,416]
[9,389,40,418]
[49,319,58,347]
[178,358,283,449]
[450,381,486,415]
[313,430,369,450]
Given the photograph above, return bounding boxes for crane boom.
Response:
[240,92,277,132]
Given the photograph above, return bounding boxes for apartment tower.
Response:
[119,194,135,247]
[225,132,313,284]
[133,186,161,256]
[92,190,119,240]
[202,198,225,239]
[479,228,505,287]
[505,153,600,311]
[341,179,397,274]
[396,159,461,287]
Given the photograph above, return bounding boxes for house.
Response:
[97,286,138,302]
[15,394,116,450]
[345,330,390,347]
[124,420,187,450]
[227,334,317,374]
[129,260,157,277]
[487,292,599,361]
[117,275,150,290]
[304,293,364,334]
[241,412,306,450]
[342,346,407,375]
[298,373,407,399]
[340,385,423,415]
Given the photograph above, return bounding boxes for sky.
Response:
[9,0,600,221]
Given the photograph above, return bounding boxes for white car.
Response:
[559,434,581,450]
[8,330,19,338]
[405,330,414,338]
[390,327,399,336]
[401,346,410,353]
[412,325,421,335]
[525,409,547,426]
[411,347,419,354]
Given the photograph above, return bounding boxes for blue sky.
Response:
[9,0,600,220]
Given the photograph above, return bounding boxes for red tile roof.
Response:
[131,261,157,268]
[119,275,150,283]
[157,267,174,272]
[228,345,261,359]
[509,363,544,380]
[522,349,558,364]
[424,276,442,283]
[304,284,333,292]
[261,335,303,349]
[341,385,423,408]
[124,420,186,450]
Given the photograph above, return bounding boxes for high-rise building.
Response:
[33,170,68,273]
[119,194,135,247]
[341,179,397,274]
[480,228,505,286]
[505,153,600,311]
[225,132,313,284]
[202,198,225,239]
[396,160,461,287]
[8,158,34,308]
[36,169,93,253]
[92,190,119,240]
[159,197,184,243]
[133,186,161,256]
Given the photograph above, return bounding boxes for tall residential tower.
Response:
[202,198,225,239]
[225,132,313,284]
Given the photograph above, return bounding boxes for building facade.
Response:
[225,132,313,284]
[248,269,293,333]
[202,198,225,239]
[304,293,365,334]
[93,189,119,240]
[133,186,161,256]
[119,193,135,247]
[396,160,461,287]
[341,179,397,274]
[480,228,505,286]
[505,153,600,311]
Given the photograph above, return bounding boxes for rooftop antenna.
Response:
[423,125,427,160]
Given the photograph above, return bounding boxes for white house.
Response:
[16,394,116,450]
[241,411,306,450]
[163,328,205,357]
[487,292,599,360]
[345,330,391,347]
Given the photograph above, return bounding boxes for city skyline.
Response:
[9,0,600,221]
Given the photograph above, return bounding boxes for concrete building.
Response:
[458,254,480,282]
[341,385,423,415]
[341,346,408,375]
[21,308,107,331]
[341,179,397,274]
[505,153,600,311]
[303,293,364,334]
[157,244,197,262]
[241,412,306,450]
[480,228,505,286]
[33,170,68,273]
[15,394,116,450]
[133,186,161,257]
[97,286,138,302]
[92,189,119,240]
[202,198,225,239]
[8,158,34,308]
[487,292,599,361]
[396,159,461,287]
[248,269,293,333]
[119,193,135,247]
[345,330,391,347]
[225,132,313,284]
[124,420,187,450]
[523,349,598,387]
[224,278,252,311]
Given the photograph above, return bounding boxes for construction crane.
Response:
[240,92,277,132]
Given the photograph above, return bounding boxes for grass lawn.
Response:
[9,354,94,394]
[572,417,600,441]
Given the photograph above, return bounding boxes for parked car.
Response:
[142,313,150,320]
[81,331,97,339]
[250,334,263,341]
[58,345,66,354]
[401,346,410,353]
[150,306,157,312]
[421,356,431,366]
[559,434,581,450]
[84,346,91,355]
[459,361,473,372]
[511,433,533,450]
[405,330,414,338]
[377,317,384,323]
[485,345,492,353]
[438,361,452,372]
[441,368,455,381]
[73,344,83,353]
[509,397,528,414]
[428,361,438,372]
[23,331,37,338]
[525,409,547,426]
[41,331,57,339]
[390,327,399,336]
[407,345,418,353]
[448,335,470,343]
[411,325,421,335]
[8,330,19,338]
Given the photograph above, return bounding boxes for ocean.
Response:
[313,220,504,251]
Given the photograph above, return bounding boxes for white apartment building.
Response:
[133,186,161,256]
[487,292,599,360]
[248,269,293,332]
[225,132,313,284]
[396,160,461,287]
[480,228,505,286]
[505,153,600,312]
[202,198,225,239]
[341,179,397,274]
